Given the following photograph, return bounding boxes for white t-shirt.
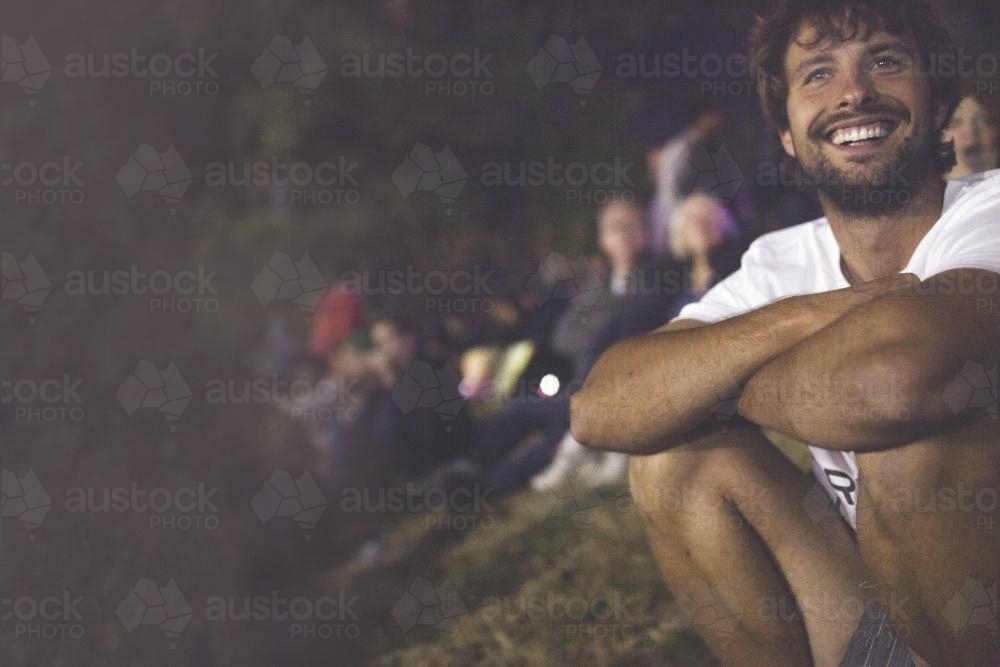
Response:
[674,169,1000,529]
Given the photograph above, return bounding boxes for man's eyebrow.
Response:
[791,52,834,80]
[864,39,917,58]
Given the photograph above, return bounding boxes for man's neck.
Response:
[820,176,946,284]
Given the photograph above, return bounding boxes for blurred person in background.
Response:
[364,314,469,479]
[943,86,999,179]
[646,109,726,256]
[308,284,366,362]
[444,200,682,493]
[533,193,745,492]
[667,192,745,314]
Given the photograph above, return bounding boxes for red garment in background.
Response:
[308,286,364,359]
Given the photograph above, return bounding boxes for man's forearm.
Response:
[738,270,999,451]
[570,296,822,454]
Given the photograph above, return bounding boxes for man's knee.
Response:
[858,435,999,532]
[856,428,1000,665]
[628,426,769,521]
[628,450,692,519]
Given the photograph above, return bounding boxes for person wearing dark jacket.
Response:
[469,201,684,492]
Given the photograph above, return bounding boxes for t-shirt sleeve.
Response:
[921,174,1000,277]
[672,240,773,324]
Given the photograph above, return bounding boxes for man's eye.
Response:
[872,55,903,70]
[805,68,831,83]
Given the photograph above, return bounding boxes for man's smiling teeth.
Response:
[829,122,893,146]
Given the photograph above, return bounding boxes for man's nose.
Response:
[836,69,878,109]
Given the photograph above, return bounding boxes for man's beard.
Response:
[797,117,937,216]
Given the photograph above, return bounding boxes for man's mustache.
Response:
[809,103,911,141]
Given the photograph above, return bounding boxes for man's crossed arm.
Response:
[570,269,998,455]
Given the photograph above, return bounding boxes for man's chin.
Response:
[813,158,917,214]
[818,180,914,215]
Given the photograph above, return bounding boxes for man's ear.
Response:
[779,127,797,159]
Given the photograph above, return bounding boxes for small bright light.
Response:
[539,374,560,397]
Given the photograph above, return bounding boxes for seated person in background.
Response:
[573,2,999,664]
[364,314,469,480]
[455,201,683,493]
[943,86,998,180]
[647,109,725,256]
[668,192,745,312]
[533,194,745,492]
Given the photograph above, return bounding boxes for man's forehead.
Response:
[785,21,916,66]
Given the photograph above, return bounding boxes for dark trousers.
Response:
[470,398,569,493]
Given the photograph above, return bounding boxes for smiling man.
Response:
[570,1,999,666]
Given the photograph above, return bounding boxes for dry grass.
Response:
[327,482,720,666]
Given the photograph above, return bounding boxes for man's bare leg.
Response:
[629,426,868,666]
[856,412,999,667]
